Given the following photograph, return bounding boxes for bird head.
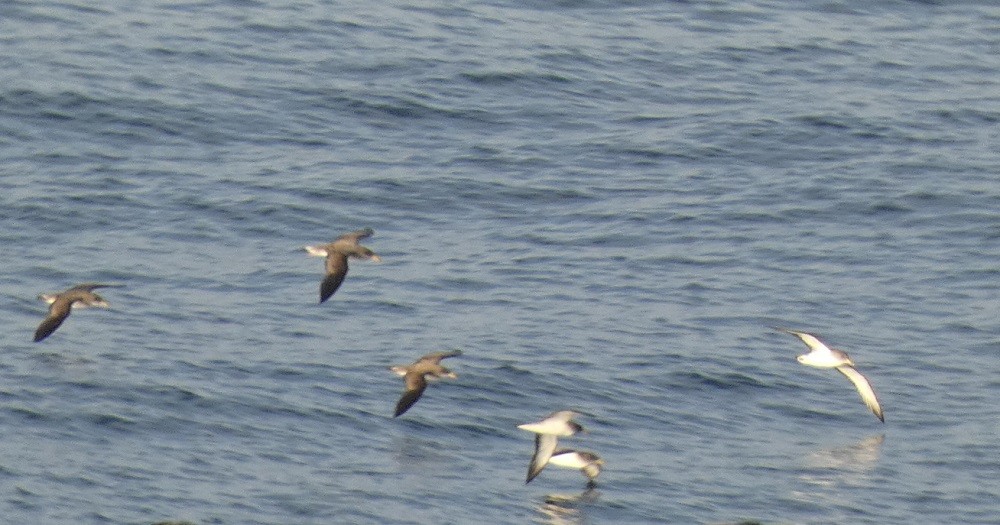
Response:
[90,295,111,308]
[834,348,855,366]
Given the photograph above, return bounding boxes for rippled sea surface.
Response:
[1,1,998,523]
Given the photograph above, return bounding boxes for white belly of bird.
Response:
[797,351,849,368]
[547,453,588,469]
[304,245,329,257]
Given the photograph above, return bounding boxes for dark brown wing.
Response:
[335,228,374,244]
[416,350,463,365]
[394,373,428,417]
[69,283,121,292]
[34,299,72,342]
[320,253,349,303]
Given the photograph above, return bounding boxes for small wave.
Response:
[90,412,137,429]
[672,370,770,391]
[460,70,572,86]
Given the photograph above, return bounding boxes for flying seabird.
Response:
[518,411,585,484]
[389,350,462,417]
[775,327,884,423]
[546,450,604,488]
[304,228,381,303]
[34,283,120,342]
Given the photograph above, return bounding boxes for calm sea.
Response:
[0,1,998,523]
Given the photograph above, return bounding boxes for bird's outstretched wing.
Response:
[336,228,374,243]
[34,310,69,342]
[320,253,349,303]
[69,283,122,292]
[394,373,428,417]
[837,365,884,423]
[773,327,833,354]
[417,350,463,364]
[526,433,558,484]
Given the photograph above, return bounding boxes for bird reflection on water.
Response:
[804,433,885,473]
[534,488,599,525]
[794,433,886,504]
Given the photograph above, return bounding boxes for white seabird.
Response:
[547,450,604,487]
[518,411,585,484]
[775,327,884,423]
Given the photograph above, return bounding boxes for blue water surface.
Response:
[0,1,998,523]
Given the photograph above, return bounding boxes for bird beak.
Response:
[370,255,383,263]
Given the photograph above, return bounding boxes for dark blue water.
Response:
[1,1,998,523]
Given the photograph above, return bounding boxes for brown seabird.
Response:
[34,283,120,342]
[775,327,885,423]
[304,228,381,303]
[389,350,462,417]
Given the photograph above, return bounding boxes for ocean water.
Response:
[0,0,998,523]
